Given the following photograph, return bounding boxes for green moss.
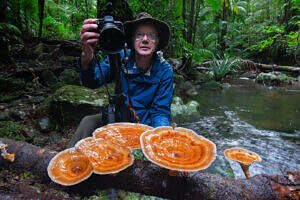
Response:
[0,121,24,141]
[59,69,82,86]
[53,85,109,106]
[132,149,148,161]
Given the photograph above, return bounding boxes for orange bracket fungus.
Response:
[93,123,153,149]
[47,147,93,186]
[0,141,15,162]
[140,126,216,172]
[224,147,262,179]
[75,137,134,174]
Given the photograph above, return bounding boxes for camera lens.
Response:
[100,26,125,54]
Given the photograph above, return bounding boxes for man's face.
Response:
[133,24,159,57]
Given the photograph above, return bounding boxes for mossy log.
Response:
[198,60,300,76]
[1,138,299,200]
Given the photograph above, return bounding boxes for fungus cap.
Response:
[224,147,261,165]
[75,137,134,174]
[140,126,216,171]
[47,147,93,186]
[93,123,153,149]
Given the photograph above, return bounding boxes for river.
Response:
[177,78,300,178]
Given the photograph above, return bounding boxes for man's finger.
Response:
[81,24,98,35]
[83,18,98,25]
[86,38,98,45]
[80,32,99,41]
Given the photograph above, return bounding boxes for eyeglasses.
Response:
[135,32,157,41]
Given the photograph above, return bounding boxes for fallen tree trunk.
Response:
[197,60,300,76]
[0,138,299,200]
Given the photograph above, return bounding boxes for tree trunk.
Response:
[182,0,186,41]
[0,0,11,64]
[97,0,133,22]
[1,138,299,200]
[192,0,202,46]
[38,0,45,38]
[219,1,228,56]
[187,0,195,43]
[0,0,7,22]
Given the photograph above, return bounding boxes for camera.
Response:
[95,16,125,54]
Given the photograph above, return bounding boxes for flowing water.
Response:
[177,79,300,178]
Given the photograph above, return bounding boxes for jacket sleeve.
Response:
[150,66,173,127]
[78,56,112,89]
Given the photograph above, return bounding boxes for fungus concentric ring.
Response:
[47,147,93,186]
[140,126,216,171]
[224,147,261,178]
[224,147,261,165]
[75,137,134,174]
[93,123,153,149]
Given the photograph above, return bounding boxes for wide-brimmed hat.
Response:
[124,12,170,51]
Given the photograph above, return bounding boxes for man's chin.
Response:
[136,50,152,56]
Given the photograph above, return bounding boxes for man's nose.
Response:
[142,34,149,41]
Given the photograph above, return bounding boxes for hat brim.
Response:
[124,18,170,51]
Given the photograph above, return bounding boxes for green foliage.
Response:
[0,121,24,141]
[251,23,299,60]
[7,0,39,34]
[0,23,21,54]
[2,0,298,66]
[42,0,95,39]
[209,54,239,81]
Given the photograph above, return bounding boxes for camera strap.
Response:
[95,54,111,97]
[95,51,140,124]
[123,48,140,123]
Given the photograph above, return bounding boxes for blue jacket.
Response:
[79,50,173,127]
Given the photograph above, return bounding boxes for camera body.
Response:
[95,16,125,54]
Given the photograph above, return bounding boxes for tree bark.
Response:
[192,0,202,45]
[182,0,186,41]
[38,0,45,38]
[187,0,195,44]
[97,0,133,23]
[1,138,299,200]
[0,0,7,22]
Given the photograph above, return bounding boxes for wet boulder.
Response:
[171,96,199,117]
[48,85,109,127]
[255,72,292,86]
[38,116,55,133]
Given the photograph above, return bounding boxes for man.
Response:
[68,12,173,147]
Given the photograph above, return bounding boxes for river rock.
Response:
[38,116,55,133]
[171,96,199,117]
[49,85,109,127]
[255,72,292,86]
